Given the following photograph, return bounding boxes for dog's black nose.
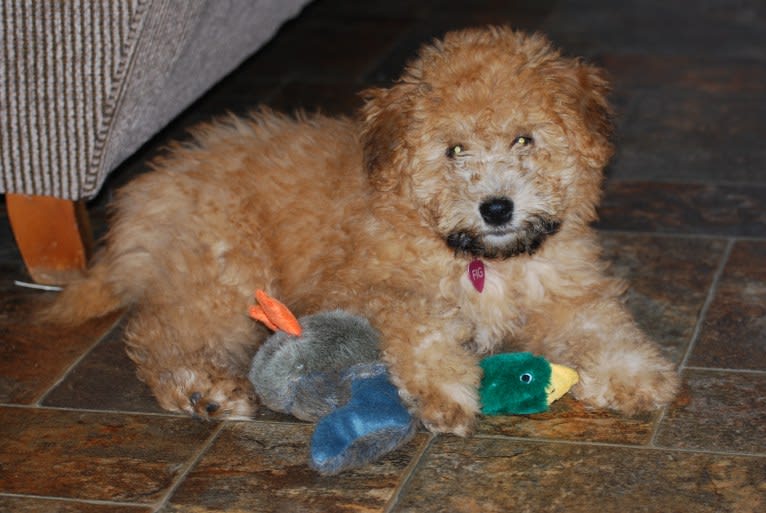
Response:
[479,197,514,226]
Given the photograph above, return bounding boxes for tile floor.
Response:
[1,0,765,511]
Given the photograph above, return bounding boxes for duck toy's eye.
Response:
[520,372,534,384]
[447,144,465,158]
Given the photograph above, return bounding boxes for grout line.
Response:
[472,433,766,459]
[596,229,764,242]
[151,420,227,512]
[648,238,734,446]
[0,492,150,509]
[678,238,735,371]
[383,432,437,513]
[648,405,670,449]
[3,401,335,428]
[604,178,766,188]
[683,366,766,375]
[223,416,305,426]
[2,403,322,426]
[0,402,185,419]
[34,312,126,407]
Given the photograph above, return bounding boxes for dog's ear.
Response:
[578,63,613,149]
[358,83,417,191]
[570,62,615,169]
[551,60,614,223]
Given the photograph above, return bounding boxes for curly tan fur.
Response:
[48,27,678,432]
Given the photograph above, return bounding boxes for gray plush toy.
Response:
[247,297,417,475]
[249,309,381,421]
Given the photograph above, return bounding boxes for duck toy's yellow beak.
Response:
[545,363,580,405]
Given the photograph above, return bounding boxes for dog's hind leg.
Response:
[106,210,276,419]
[124,300,261,419]
[122,245,275,419]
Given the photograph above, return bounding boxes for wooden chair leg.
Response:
[5,193,93,285]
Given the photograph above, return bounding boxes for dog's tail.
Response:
[43,256,134,325]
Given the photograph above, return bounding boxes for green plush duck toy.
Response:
[479,352,580,416]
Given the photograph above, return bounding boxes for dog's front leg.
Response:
[377,312,480,436]
[526,297,679,415]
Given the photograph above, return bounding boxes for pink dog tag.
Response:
[468,259,485,293]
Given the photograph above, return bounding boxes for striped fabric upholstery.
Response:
[1,0,310,201]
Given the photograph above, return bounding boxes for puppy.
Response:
[49,27,678,434]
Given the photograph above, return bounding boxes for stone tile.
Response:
[393,437,766,513]
[596,182,766,237]
[654,369,766,454]
[0,286,121,405]
[0,250,29,286]
[40,322,165,414]
[304,0,441,20]
[0,204,20,262]
[245,17,412,83]
[201,60,283,101]
[267,81,366,117]
[40,319,301,422]
[429,0,556,33]
[477,395,656,445]
[544,0,766,60]
[689,241,766,370]
[609,92,766,183]
[308,0,556,25]
[600,233,727,363]
[0,407,217,502]
[364,24,450,84]
[597,54,766,95]
[167,80,279,132]
[0,496,152,513]
[162,421,429,513]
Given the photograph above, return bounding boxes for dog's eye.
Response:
[512,135,533,147]
[446,144,465,158]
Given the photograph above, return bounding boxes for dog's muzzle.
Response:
[446,214,561,259]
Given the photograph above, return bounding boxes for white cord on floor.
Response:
[13,280,63,291]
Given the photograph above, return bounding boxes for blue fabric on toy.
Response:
[310,364,416,474]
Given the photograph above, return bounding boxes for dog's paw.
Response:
[154,370,257,419]
[574,358,680,415]
[186,376,257,420]
[414,382,479,437]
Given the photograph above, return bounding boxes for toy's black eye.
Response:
[446,144,465,158]
[513,135,533,147]
[520,373,534,384]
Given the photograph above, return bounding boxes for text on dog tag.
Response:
[468,259,485,293]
